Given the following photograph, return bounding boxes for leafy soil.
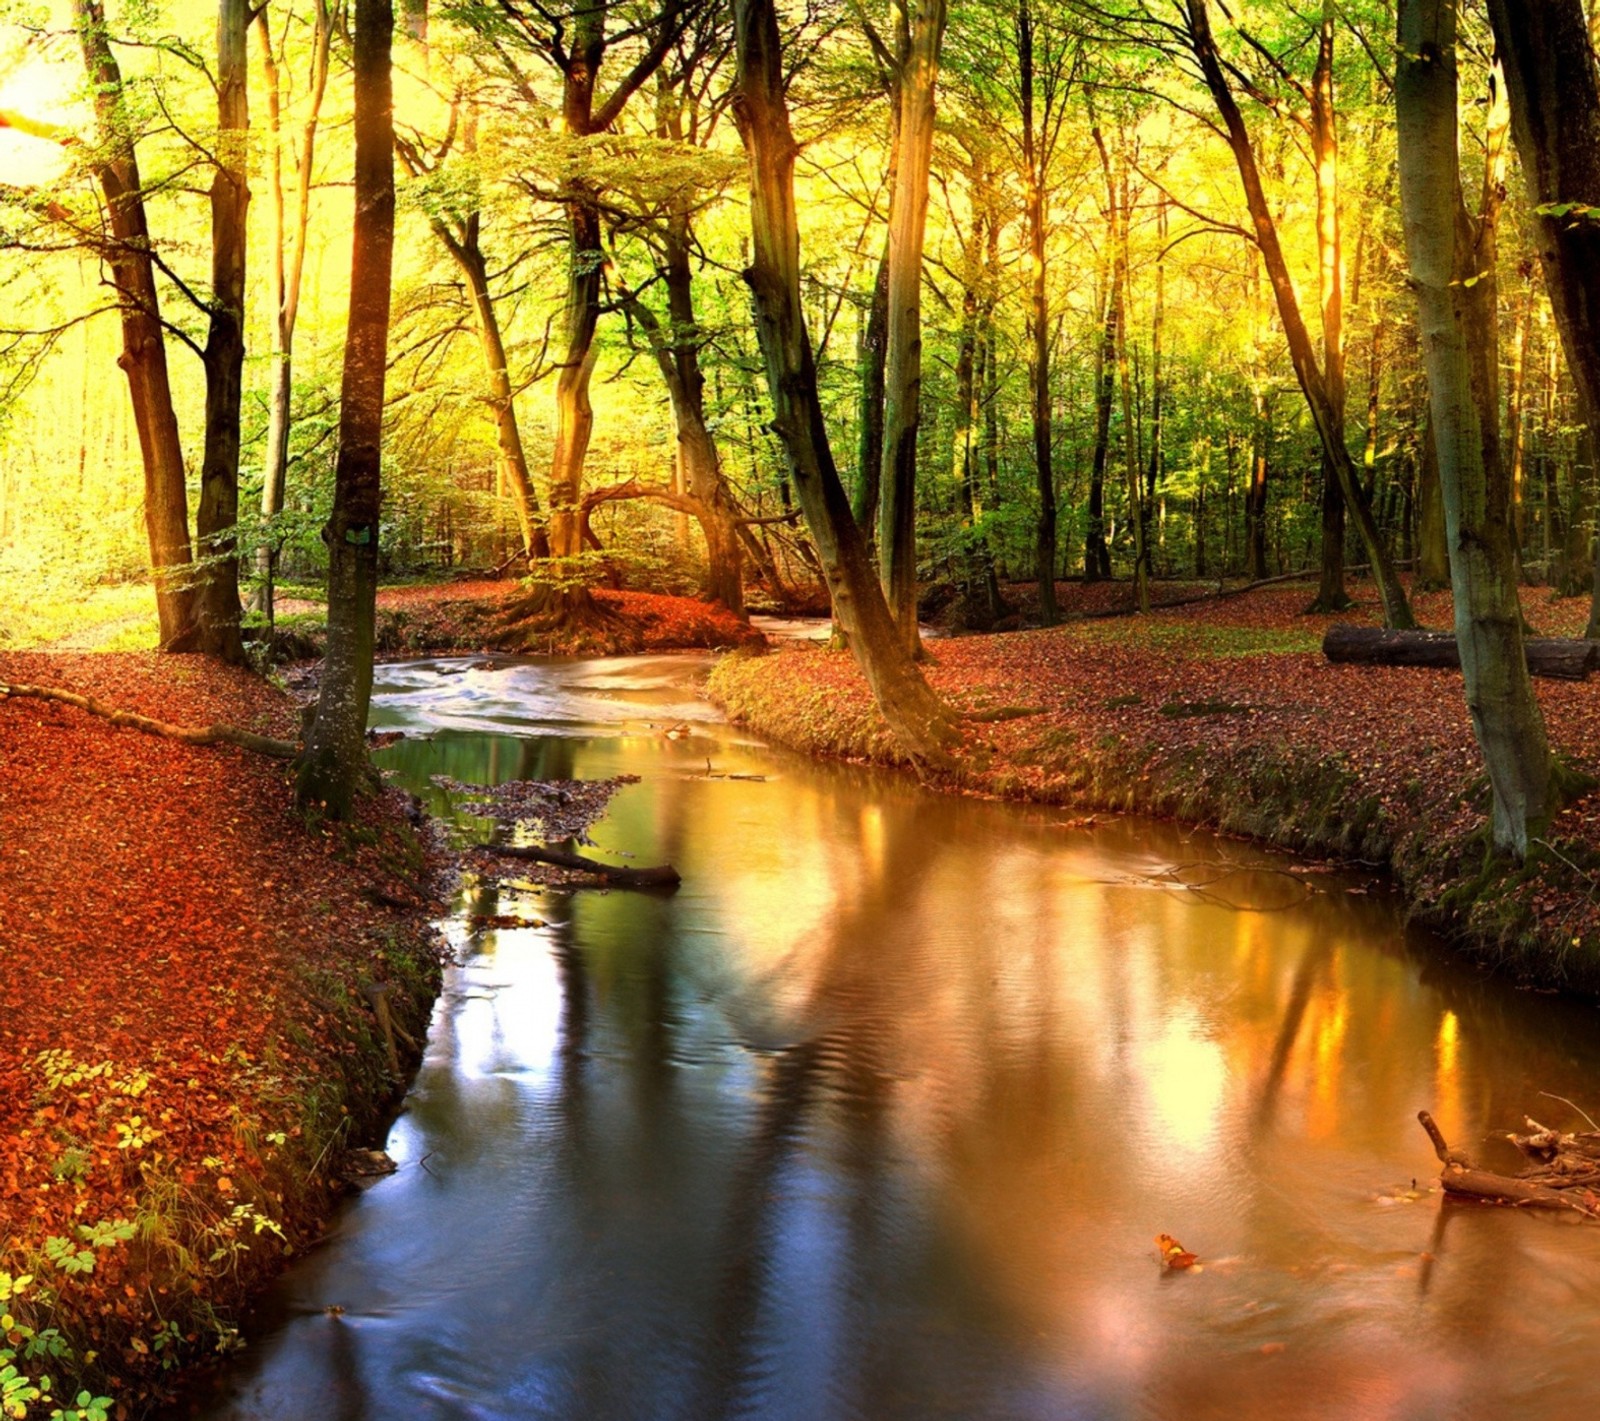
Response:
[0,652,447,1419]
[711,576,1600,993]
[269,582,764,661]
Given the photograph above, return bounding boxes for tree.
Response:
[73,0,196,649]
[876,0,949,653]
[1395,0,1552,859]
[193,0,252,663]
[1184,0,1415,629]
[296,0,396,816]
[255,0,332,625]
[396,97,552,563]
[732,0,959,769]
[477,0,696,629]
[1485,0,1600,638]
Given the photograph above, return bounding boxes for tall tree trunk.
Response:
[1396,0,1552,859]
[1486,0,1600,636]
[296,0,394,816]
[732,0,959,770]
[456,238,550,561]
[1307,1,1351,613]
[1416,411,1450,587]
[255,0,330,625]
[195,0,250,664]
[74,0,196,649]
[1186,0,1415,628]
[852,253,889,539]
[1020,0,1057,624]
[1084,198,1116,582]
[879,0,947,654]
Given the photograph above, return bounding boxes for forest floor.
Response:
[710,575,1600,994]
[0,651,447,1419]
[272,580,764,660]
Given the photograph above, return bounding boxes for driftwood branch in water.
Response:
[0,680,298,759]
[1417,1109,1600,1216]
[486,842,681,888]
[1326,627,1600,680]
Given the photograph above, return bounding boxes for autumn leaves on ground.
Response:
[0,654,445,1419]
[713,578,1600,990]
[6,573,1600,1418]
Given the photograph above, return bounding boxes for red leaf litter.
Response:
[0,650,445,1412]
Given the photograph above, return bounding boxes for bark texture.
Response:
[732,0,959,771]
[1485,0,1600,638]
[296,0,395,817]
[1396,0,1552,859]
[74,0,195,650]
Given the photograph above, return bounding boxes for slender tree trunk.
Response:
[852,253,889,539]
[74,0,195,649]
[1085,203,1116,582]
[732,0,958,770]
[879,0,947,655]
[1307,2,1351,613]
[1486,0,1600,636]
[1020,0,1057,624]
[296,0,394,816]
[255,0,330,625]
[1187,0,1414,628]
[1396,0,1552,859]
[194,0,250,663]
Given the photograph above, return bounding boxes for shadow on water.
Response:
[187,655,1600,1421]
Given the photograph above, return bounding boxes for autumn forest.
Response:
[6,0,1600,1416]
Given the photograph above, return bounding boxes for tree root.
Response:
[0,680,297,759]
[1418,1109,1600,1216]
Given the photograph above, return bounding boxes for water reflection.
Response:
[193,657,1600,1421]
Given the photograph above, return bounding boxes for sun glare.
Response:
[0,38,81,187]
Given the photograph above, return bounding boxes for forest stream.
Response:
[188,649,1600,1421]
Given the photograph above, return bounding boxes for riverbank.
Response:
[0,652,446,1419]
[709,579,1600,993]
[270,582,764,660]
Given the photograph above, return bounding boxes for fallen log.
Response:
[0,680,298,758]
[1324,625,1600,680]
[484,842,681,888]
[1418,1110,1600,1216]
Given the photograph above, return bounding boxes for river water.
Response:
[194,651,1600,1421]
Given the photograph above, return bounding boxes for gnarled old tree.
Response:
[296,0,395,816]
[481,0,696,633]
[732,0,959,769]
[1395,0,1552,859]
[1486,0,1600,640]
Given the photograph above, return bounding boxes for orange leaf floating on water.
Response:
[1156,1233,1199,1270]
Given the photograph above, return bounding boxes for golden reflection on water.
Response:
[303,706,1600,1421]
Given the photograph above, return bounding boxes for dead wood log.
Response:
[1418,1110,1600,1215]
[485,842,681,888]
[1324,626,1600,680]
[0,680,298,758]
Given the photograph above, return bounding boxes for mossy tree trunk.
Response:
[1396,0,1553,860]
[732,0,960,772]
[296,0,395,818]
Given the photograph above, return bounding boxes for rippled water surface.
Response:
[194,653,1600,1421]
